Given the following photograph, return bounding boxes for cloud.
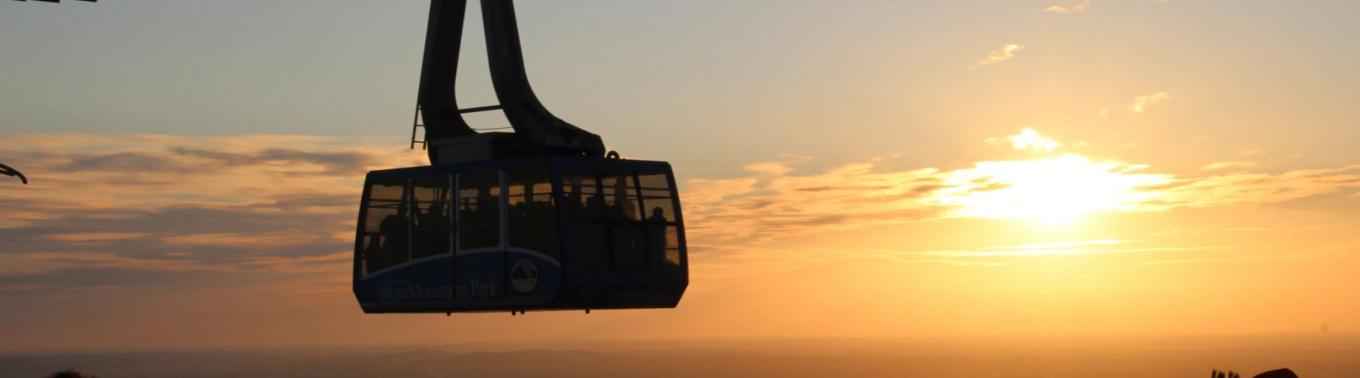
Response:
[0,267,205,291]
[683,158,952,242]
[167,147,374,175]
[1006,129,1062,153]
[0,134,424,289]
[1045,0,1091,14]
[683,152,1360,242]
[162,232,323,247]
[982,240,1126,250]
[970,44,1026,69]
[918,241,1226,258]
[5,134,1359,292]
[744,162,795,176]
[40,233,147,242]
[49,146,374,176]
[1201,161,1258,171]
[1139,166,1360,210]
[1132,92,1171,113]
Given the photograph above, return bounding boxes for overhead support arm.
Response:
[417,0,478,145]
[0,163,28,185]
[416,0,607,164]
[480,0,605,158]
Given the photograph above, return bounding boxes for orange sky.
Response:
[3,0,1360,353]
[1,131,1357,352]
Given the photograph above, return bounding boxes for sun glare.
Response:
[938,154,1170,223]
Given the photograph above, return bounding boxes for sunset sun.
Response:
[940,154,1169,223]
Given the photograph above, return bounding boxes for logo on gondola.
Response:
[379,280,454,300]
[511,259,538,293]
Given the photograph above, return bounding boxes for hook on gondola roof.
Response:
[0,163,27,185]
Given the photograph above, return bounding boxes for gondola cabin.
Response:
[353,156,687,313]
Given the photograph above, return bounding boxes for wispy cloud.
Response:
[40,233,147,242]
[684,149,1360,242]
[1045,0,1091,14]
[1006,129,1062,153]
[1141,166,1360,210]
[0,134,423,289]
[1201,161,1258,171]
[970,44,1026,69]
[1132,92,1172,113]
[5,134,1359,292]
[980,240,1126,250]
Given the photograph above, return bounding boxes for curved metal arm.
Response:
[417,0,479,142]
[417,0,607,163]
[481,0,605,158]
[0,163,28,185]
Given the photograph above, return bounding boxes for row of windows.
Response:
[564,170,682,271]
[360,169,560,276]
[358,169,682,276]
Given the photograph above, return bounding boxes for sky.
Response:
[2,0,1360,353]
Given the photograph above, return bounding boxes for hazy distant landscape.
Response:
[5,336,1359,378]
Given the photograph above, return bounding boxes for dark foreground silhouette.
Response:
[6,337,1353,378]
[32,366,1306,378]
[1253,368,1299,378]
[1214,368,1300,378]
[44,369,94,378]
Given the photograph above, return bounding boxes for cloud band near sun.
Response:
[2,133,1356,291]
[683,132,1360,242]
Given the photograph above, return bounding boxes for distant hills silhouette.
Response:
[1,341,1349,378]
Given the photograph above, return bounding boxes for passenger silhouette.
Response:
[585,195,605,220]
[608,177,637,221]
[648,207,667,223]
[646,207,669,265]
[473,187,498,248]
[415,192,443,226]
[410,190,450,258]
[575,194,609,269]
[363,234,384,273]
[566,179,586,218]
[379,200,410,267]
[607,177,645,269]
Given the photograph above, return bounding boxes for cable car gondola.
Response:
[353,0,688,314]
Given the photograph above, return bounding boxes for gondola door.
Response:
[408,176,455,306]
[454,170,506,300]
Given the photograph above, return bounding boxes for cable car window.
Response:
[662,226,681,266]
[410,176,452,259]
[603,173,647,270]
[638,173,683,268]
[602,173,641,221]
[508,168,559,261]
[564,170,607,270]
[637,173,676,222]
[361,179,409,275]
[458,171,501,250]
